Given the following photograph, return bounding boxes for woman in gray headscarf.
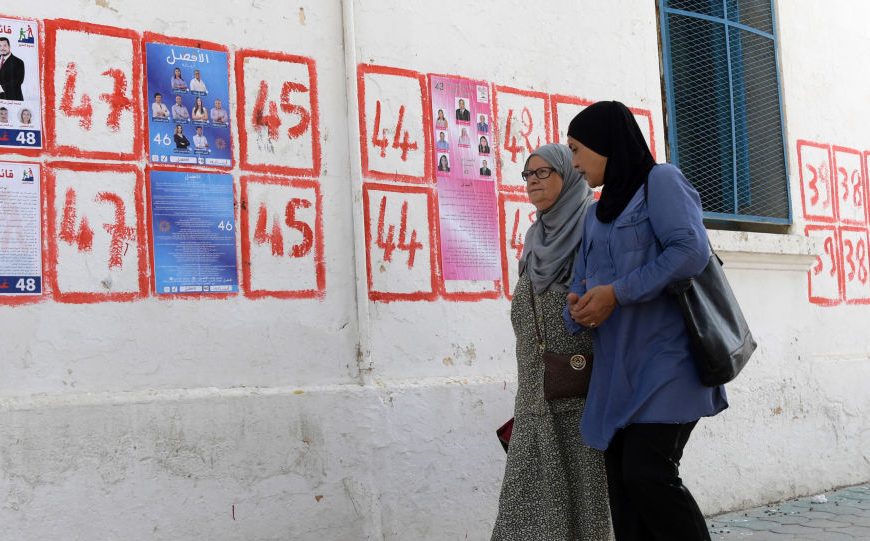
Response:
[492,144,612,540]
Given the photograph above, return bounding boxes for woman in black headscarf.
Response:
[492,143,612,540]
[563,101,727,541]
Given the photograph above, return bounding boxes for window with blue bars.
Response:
[659,0,791,224]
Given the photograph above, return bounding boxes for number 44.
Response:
[153,133,172,146]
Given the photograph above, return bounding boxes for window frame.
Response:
[658,0,793,225]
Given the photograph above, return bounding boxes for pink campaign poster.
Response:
[430,75,500,280]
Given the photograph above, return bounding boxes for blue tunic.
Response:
[563,164,728,451]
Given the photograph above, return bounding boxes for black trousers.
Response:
[604,421,711,541]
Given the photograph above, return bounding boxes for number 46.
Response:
[153,133,172,146]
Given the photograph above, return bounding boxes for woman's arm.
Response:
[563,213,592,335]
[611,165,709,306]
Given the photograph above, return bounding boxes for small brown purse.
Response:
[529,280,593,400]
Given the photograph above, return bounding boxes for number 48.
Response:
[15,278,36,292]
[16,132,36,145]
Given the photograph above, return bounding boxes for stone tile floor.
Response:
[708,484,870,540]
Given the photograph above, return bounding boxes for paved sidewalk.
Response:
[708,484,870,540]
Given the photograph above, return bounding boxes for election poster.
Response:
[0,17,43,150]
[0,161,41,295]
[145,42,232,167]
[429,75,500,280]
[149,170,238,294]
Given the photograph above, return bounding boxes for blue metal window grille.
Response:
[660,0,791,224]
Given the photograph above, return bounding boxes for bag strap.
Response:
[643,171,719,263]
[528,278,547,352]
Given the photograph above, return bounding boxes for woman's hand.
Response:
[567,285,618,328]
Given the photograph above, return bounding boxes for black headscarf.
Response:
[567,101,656,223]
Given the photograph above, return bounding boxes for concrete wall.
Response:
[0,1,867,539]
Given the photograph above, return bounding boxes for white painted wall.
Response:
[0,1,867,539]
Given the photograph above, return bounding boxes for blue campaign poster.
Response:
[150,170,238,294]
[145,43,232,167]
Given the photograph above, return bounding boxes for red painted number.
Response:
[372,101,417,161]
[510,209,524,260]
[843,236,868,285]
[807,162,831,209]
[821,236,837,277]
[376,196,421,269]
[857,238,868,284]
[844,238,856,281]
[503,107,538,163]
[372,101,389,158]
[59,188,94,251]
[252,81,282,140]
[95,192,136,269]
[60,63,132,132]
[59,189,135,269]
[510,208,536,260]
[254,202,284,256]
[280,81,311,140]
[99,68,133,132]
[253,199,314,258]
[252,80,311,142]
[839,166,850,203]
[285,198,314,258]
[852,170,863,208]
[60,62,93,130]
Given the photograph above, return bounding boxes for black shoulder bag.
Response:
[646,179,757,386]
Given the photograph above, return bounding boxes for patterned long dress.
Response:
[491,274,613,541]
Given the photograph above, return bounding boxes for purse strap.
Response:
[643,173,720,266]
[528,278,547,352]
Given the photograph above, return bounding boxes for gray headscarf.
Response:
[519,143,594,293]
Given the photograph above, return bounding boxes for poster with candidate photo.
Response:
[429,75,500,280]
[145,42,232,167]
[0,17,43,149]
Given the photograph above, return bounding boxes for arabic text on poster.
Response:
[0,161,41,295]
[436,177,501,280]
[150,170,238,294]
